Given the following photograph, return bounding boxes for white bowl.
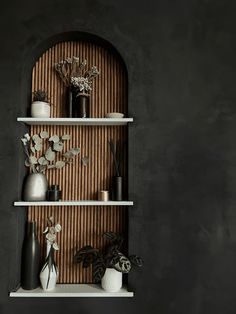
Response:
[105,112,124,118]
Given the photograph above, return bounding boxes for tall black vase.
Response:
[67,88,73,117]
[21,221,40,290]
[112,176,123,201]
[72,93,90,118]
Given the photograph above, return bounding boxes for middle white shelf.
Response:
[14,201,134,207]
[17,117,133,126]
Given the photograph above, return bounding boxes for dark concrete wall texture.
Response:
[0,0,236,313]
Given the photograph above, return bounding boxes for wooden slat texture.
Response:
[28,41,128,283]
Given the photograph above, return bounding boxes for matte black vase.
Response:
[72,93,90,118]
[21,221,40,290]
[112,176,123,201]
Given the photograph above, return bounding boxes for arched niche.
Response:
[27,33,129,284]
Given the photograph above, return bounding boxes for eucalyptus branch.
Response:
[20,132,80,173]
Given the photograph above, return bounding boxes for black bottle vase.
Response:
[21,221,40,290]
[112,176,123,201]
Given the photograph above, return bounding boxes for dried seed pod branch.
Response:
[20,132,80,173]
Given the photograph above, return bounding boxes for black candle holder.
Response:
[112,176,123,201]
[47,185,62,201]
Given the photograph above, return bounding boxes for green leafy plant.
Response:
[21,131,80,173]
[74,232,143,283]
[42,217,62,289]
[54,56,99,95]
[32,90,49,102]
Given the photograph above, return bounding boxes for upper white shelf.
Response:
[10,284,134,298]
[14,200,134,206]
[17,117,133,126]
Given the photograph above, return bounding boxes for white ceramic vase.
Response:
[23,173,48,201]
[101,268,122,292]
[40,246,58,291]
[31,101,50,118]
[40,263,58,291]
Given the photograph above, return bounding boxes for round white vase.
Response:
[40,263,58,291]
[101,268,122,292]
[31,101,50,118]
[23,173,48,201]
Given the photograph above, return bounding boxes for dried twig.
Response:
[108,139,120,177]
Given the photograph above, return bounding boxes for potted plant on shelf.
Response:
[21,131,80,201]
[40,216,62,291]
[31,89,51,118]
[54,56,99,118]
[74,232,143,292]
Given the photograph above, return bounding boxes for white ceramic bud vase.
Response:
[101,268,122,292]
[31,101,50,118]
[40,246,58,291]
[40,263,58,291]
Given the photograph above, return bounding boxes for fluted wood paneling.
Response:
[28,41,128,283]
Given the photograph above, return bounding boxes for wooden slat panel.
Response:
[28,40,128,283]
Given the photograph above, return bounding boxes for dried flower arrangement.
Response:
[21,131,80,173]
[54,56,99,95]
[41,216,61,289]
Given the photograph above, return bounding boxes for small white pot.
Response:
[40,263,58,291]
[31,101,50,118]
[101,268,122,292]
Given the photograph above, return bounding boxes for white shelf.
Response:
[14,200,134,206]
[10,284,134,298]
[17,117,133,126]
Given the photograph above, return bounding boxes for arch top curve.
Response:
[30,32,128,118]
[28,31,128,76]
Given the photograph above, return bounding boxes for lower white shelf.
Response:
[10,284,134,298]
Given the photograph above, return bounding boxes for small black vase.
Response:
[21,221,40,290]
[72,93,90,118]
[112,176,123,201]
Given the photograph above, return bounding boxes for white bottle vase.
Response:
[31,101,50,118]
[101,268,122,292]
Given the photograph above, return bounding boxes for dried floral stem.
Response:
[42,216,61,289]
[54,56,99,93]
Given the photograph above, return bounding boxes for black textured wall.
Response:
[1,0,236,313]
